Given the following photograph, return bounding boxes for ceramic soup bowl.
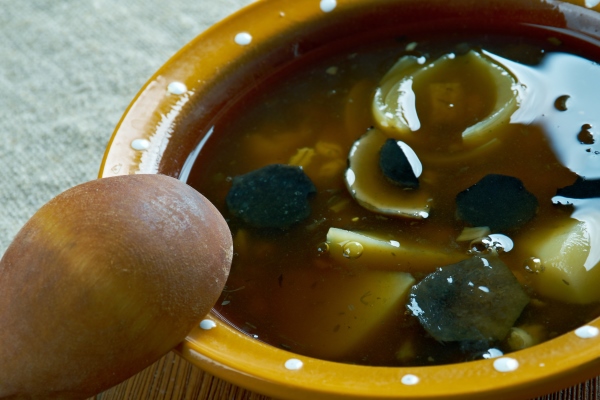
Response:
[101,0,600,398]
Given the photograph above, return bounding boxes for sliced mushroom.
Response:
[373,55,423,133]
[372,50,523,163]
[345,128,431,219]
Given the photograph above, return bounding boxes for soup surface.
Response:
[186,24,600,366]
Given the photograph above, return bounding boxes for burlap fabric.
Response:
[0,0,253,255]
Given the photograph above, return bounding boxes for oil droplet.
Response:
[578,123,595,145]
[554,95,570,111]
[524,257,544,274]
[342,241,363,259]
[131,138,150,151]
[575,325,599,338]
[234,32,252,46]
[317,242,329,255]
[199,319,217,330]
[320,0,337,12]
[401,374,419,385]
[167,81,187,95]
[493,357,519,372]
[285,358,303,370]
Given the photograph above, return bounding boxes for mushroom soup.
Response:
[185,26,600,367]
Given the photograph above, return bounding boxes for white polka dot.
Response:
[199,319,217,330]
[131,138,150,151]
[285,358,303,370]
[401,374,419,385]
[575,325,599,339]
[493,357,519,372]
[585,0,600,8]
[167,81,187,95]
[320,0,337,12]
[234,32,252,46]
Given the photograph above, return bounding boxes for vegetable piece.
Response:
[288,147,316,168]
[326,227,467,273]
[520,217,600,304]
[407,256,529,343]
[372,55,423,133]
[379,138,421,188]
[373,50,521,146]
[345,128,431,218]
[226,164,316,229]
[455,174,538,232]
[456,226,491,242]
[506,325,545,351]
[270,266,415,360]
[0,175,233,399]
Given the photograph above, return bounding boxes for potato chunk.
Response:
[326,227,467,273]
[522,217,600,304]
[270,267,415,360]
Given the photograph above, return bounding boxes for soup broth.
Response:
[186,25,600,366]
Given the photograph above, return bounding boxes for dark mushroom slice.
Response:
[455,174,538,232]
[407,256,529,343]
[226,164,316,229]
[345,128,431,219]
[556,176,600,200]
[379,138,421,189]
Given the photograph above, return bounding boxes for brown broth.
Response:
[186,27,600,366]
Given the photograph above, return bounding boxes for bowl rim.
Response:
[100,0,600,399]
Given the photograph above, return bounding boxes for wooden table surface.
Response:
[92,351,600,400]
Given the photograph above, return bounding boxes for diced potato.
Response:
[318,159,346,182]
[244,130,310,166]
[270,266,415,360]
[327,195,351,213]
[326,227,467,273]
[522,218,600,304]
[288,147,316,168]
[506,325,545,351]
[395,339,417,363]
[456,226,491,242]
[315,141,344,158]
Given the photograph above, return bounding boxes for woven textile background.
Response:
[0,0,253,254]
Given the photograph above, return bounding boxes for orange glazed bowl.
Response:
[101,0,600,399]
